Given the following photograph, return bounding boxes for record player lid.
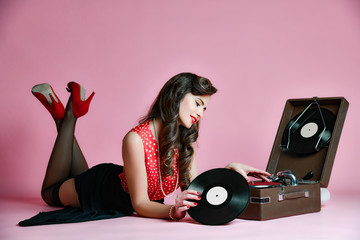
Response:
[266,97,348,188]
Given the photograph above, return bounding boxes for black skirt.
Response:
[19,163,140,226]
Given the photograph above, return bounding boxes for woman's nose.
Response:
[197,109,204,119]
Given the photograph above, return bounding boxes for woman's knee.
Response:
[41,181,64,207]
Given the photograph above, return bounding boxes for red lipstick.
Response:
[190,115,197,124]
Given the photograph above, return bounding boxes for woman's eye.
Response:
[195,101,200,107]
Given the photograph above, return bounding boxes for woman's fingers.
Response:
[176,205,190,212]
[182,193,201,201]
[176,190,201,201]
[176,200,198,212]
[247,170,272,181]
[246,167,271,175]
[183,189,200,196]
[260,175,272,182]
[249,173,272,182]
[175,190,201,213]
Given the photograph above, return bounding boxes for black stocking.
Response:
[41,96,89,206]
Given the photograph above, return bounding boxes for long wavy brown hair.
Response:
[140,72,217,190]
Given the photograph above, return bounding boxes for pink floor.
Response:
[1,192,359,240]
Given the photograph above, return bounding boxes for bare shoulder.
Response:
[122,131,144,163]
[123,131,142,146]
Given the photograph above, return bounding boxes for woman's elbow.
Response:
[131,200,150,217]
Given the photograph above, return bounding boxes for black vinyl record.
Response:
[280,107,336,154]
[187,168,250,225]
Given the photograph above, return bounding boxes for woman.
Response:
[20,73,270,226]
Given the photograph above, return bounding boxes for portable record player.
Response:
[239,96,349,220]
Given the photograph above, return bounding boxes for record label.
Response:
[206,186,228,205]
[300,122,318,138]
[187,168,250,225]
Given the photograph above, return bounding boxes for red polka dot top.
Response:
[118,120,179,200]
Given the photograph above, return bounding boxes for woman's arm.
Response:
[122,131,198,219]
[122,131,172,218]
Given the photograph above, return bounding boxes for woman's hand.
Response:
[172,189,201,219]
[225,163,271,182]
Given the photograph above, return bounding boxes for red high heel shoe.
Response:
[67,82,95,118]
[32,83,65,120]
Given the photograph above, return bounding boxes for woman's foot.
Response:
[66,82,95,118]
[32,83,65,120]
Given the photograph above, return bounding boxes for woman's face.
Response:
[178,93,211,128]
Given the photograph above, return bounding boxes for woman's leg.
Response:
[41,96,86,207]
[54,121,89,177]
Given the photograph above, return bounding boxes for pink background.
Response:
[0,0,359,198]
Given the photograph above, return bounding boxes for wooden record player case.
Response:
[239,97,349,220]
